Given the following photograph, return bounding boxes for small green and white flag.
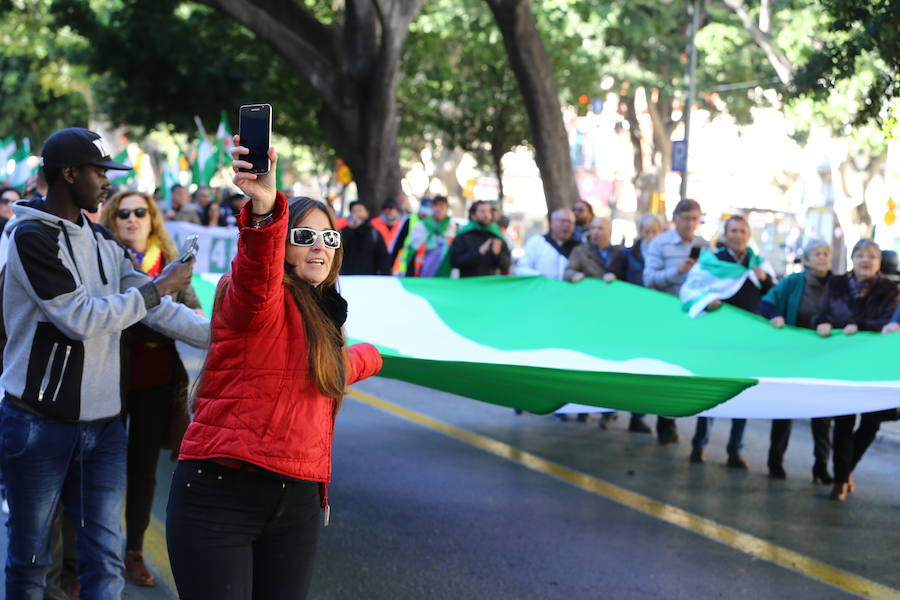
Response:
[192,116,217,187]
[215,110,233,166]
[680,249,776,318]
[0,136,16,172]
[160,161,178,212]
[185,272,900,419]
[108,150,133,186]
[9,138,36,189]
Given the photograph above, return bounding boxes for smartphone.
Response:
[238,103,272,174]
[179,235,199,263]
[689,245,701,260]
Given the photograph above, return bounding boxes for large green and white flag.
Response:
[680,249,776,318]
[9,138,36,188]
[187,273,900,418]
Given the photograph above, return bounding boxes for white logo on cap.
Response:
[92,138,111,158]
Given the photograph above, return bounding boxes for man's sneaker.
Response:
[689,447,705,463]
[599,412,618,430]
[727,454,750,470]
[657,430,679,446]
[628,419,652,434]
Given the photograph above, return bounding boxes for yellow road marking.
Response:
[143,513,178,597]
[347,388,900,600]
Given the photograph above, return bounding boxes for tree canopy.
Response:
[791,0,900,127]
[0,0,90,141]
[401,0,601,199]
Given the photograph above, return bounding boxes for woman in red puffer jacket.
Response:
[166,139,382,600]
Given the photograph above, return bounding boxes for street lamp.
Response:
[679,0,702,202]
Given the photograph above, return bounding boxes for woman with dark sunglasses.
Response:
[99,189,202,587]
[166,139,382,600]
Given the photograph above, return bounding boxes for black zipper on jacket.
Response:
[58,221,84,284]
[94,236,108,285]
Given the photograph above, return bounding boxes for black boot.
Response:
[767,461,786,479]
[812,461,833,485]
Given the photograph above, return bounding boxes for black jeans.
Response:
[125,382,174,552]
[767,418,833,467]
[832,412,885,484]
[166,460,321,600]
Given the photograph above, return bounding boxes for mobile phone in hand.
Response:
[238,103,272,174]
[689,245,701,260]
[179,235,199,263]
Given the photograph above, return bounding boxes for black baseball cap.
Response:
[40,127,132,170]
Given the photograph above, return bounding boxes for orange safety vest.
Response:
[371,216,404,251]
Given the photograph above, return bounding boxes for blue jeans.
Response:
[0,401,127,600]
[691,417,747,456]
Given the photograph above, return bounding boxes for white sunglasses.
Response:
[289,227,341,249]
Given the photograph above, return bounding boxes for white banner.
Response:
[165,222,239,274]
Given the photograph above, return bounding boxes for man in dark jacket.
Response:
[705,215,774,313]
[564,216,647,432]
[340,200,392,275]
[625,214,663,286]
[691,214,773,469]
[450,201,511,277]
[563,217,627,283]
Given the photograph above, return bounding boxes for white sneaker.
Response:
[2,499,8,514]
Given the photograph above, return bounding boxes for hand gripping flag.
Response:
[680,249,776,318]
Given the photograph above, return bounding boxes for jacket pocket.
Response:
[22,322,84,421]
[0,411,33,458]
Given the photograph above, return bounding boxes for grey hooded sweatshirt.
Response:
[1,199,209,422]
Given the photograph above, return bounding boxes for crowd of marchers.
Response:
[1,130,899,600]
[334,192,900,506]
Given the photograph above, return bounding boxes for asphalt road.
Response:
[2,374,899,599]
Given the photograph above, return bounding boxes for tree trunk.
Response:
[485,0,580,215]
[622,94,644,177]
[491,140,506,210]
[646,95,678,195]
[197,0,424,213]
[431,145,466,202]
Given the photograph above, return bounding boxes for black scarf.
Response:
[315,285,348,331]
[543,233,578,258]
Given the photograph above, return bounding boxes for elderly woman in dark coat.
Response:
[812,239,899,501]
[759,239,833,483]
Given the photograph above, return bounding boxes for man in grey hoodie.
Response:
[0,127,209,599]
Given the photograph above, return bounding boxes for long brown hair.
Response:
[101,190,179,265]
[284,197,347,402]
[208,198,348,405]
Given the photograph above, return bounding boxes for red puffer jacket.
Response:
[179,192,382,482]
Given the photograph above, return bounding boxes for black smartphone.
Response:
[238,103,272,174]
[689,245,701,260]
[179,234,199,263]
